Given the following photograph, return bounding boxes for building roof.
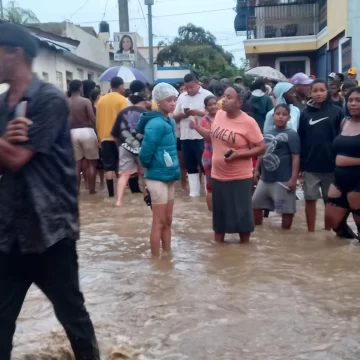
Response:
[78,26,97,37]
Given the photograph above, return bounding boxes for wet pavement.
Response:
[12,187,360,359]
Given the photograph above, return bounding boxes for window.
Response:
[340,37,352,74]
[77,68,84,80]
[280,61,306,78]
[88,73,93,81]
[275,56,310,78]
[56,71,63,90]
[42,72,49,82]
[66,71,73,82]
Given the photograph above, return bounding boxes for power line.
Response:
[155,7,234,18]
[101,0,109,21]
[77,17,145,24]
[68,0,92,21]
[76,6,235,24]
[136,0,148,30]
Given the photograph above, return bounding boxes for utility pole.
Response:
[118,0,129,32]
[145,0,154,83]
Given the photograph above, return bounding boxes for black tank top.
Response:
[333,133,360,158]
[331,98,344,109]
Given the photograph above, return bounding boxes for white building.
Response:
[27,23,110,92]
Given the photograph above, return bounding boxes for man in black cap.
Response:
[0,23,100,359]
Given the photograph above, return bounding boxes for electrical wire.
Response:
[136,0,148,30]
[68,0,92,21]
[76,6,235,23]
[101,0,109,21]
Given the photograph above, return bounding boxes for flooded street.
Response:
[12,187,360,360]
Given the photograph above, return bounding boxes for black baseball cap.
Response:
[0,22,38,58]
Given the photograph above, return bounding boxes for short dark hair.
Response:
[336,73,345,82]
[214,84,224,97]
[184,73,197,83]
[82,80,96,99]
[342,80,356,91]
[90,88,101,104]
[69,80,82,95]
[311,78,328,89]
[269,80,278,87]
[204,95,217,107]
[274,103,290,115]
[250,78,266,92]
[130,80,146,94]
[110,76,124,89]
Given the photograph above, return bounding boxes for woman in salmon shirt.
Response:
[191,85,266,243]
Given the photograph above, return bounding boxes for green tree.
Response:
[4,1,40,24]
[156,23,241,78]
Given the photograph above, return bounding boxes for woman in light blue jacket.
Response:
[137,83,180,256]
[263,82,300,134]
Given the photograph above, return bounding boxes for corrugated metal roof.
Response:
[32,34,77,53]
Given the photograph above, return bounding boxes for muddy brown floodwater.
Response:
[12,186,360,360]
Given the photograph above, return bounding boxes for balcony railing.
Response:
[238,0,319,7]
[235,0,327,39]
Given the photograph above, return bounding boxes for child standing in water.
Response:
[199,95,218,211]
[298,79,343,232]
[253,104,300,229]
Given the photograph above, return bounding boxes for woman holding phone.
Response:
[191,85,265,243]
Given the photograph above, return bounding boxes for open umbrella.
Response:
[246,66,288,82]
[99,66,149,83]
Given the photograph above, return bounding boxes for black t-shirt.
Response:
[111,105,147,155]
[0,78,79,254]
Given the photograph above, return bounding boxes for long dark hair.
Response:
[345,86,360,110]
[120,35,134,53]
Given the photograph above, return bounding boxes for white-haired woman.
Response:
[137,83,181,256]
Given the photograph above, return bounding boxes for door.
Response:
[279,60,306,78]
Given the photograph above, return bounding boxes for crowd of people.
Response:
[64,65,360,254]
[1,21,360,359]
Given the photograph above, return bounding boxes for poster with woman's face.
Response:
[114,32,137,61]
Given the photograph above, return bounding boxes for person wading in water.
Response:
[0,23,99,360]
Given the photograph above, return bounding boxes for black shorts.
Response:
[177,138,182,152]
[96,148,104,170]
[181,139,204,174]
[101,140,119,172]
[328,166,360,208]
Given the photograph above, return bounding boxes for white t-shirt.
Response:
[175,87,213,140]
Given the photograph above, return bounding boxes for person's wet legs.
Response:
[214,232,225,243]
[206,192,212,211]
[239,233,250,243]
[162,200,174,252]
[0,251,32,360]
[305,200,317,232]
[34,239,100,360]
[253,209,264,226]
[150,204,168,256]
[177,149,187,191]
[282,214,294,230]
[76,160,82,192]
[87,160,97,195]
[116,174,130,207]
[347,192,360,239]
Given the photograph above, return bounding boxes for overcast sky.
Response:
[15,0,246,64]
